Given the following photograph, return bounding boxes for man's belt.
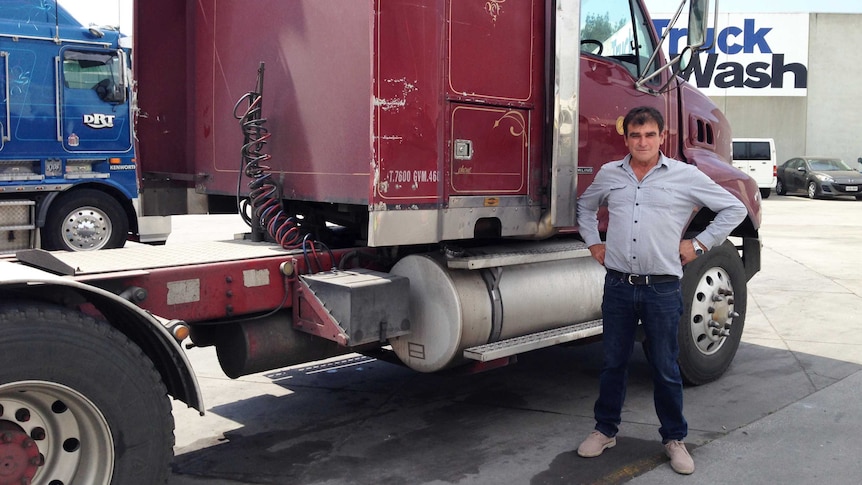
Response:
[607,269,679,285]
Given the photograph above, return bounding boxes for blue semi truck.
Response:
[0,1,169,252]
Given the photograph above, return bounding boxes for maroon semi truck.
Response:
[0,0,761,483]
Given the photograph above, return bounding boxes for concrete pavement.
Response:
[632,368,862,484]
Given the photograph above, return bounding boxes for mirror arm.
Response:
[699,0,720,52]
[635,0,686,90]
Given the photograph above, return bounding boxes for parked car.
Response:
[776,157,862,200]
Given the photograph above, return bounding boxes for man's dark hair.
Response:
[623,106,664,135]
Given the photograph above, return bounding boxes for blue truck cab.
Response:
[0,0,169,251]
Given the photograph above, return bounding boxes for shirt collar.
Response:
[617,152,671,172]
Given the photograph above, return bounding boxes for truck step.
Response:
[446,239,591,270]
[463,319,603,361]
[0,200,36,254]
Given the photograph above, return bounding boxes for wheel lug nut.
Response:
[712,295,724,302]
[730,311,740,318]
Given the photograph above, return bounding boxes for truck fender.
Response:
[0,260,203,413]
[33,190,61,227]
[683,147,762,280]
[683,146,762,234]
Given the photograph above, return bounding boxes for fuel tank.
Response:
[389,250,605,372]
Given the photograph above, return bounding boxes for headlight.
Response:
[814,173,834,182]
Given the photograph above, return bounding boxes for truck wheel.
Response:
[678,240,747,385]
[0,302,174,484]
[759,188,770,199]
[43,189,129,251]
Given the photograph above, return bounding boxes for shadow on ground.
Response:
[172,340,860,484]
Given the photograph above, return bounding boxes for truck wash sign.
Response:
[653,13,809,96]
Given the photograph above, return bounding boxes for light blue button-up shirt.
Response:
[576,153,747,278]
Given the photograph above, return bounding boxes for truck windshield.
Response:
[63,50,125,103]
[580,0,658,80]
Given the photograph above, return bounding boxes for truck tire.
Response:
[43,189,129,251]
[678,240,747,385]
[759,188,770,199]
[0,302,174,484]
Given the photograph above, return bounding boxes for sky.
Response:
[59,0,862,36]
[60,0,131,31]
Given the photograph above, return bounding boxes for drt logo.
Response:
[83,113,117,129]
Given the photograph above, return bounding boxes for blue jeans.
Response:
[593,272,687,442]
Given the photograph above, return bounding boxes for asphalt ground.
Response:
[165,193,862,484]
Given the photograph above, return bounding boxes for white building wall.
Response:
[806,14,862,168]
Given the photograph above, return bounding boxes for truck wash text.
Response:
[653,18,808,90]
[83,113,117,129]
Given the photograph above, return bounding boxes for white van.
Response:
[732,138,777,198]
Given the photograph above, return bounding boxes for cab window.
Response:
[580,0,659,81]
[63,50,125,103]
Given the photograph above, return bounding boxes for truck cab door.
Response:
[577,0,676,194]
[59,48,132,153]
[788,159,805,191]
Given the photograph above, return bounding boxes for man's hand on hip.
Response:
[589,244,606,266]
[679,239,702,266]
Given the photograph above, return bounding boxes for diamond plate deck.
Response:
[23,240,298,276]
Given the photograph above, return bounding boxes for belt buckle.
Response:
[627,274,643,285]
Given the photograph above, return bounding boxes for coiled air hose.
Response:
[234,63,334,271]
[234,63,304,249]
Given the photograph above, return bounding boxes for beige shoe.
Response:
[577,430,616,458]
[664,440,695,475]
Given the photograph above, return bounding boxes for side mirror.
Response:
[636,0,715,90]
[797,166,806,172]
[687,0,710,50]
[677,46,694,72]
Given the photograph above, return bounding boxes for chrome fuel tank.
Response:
[389,248,605,372]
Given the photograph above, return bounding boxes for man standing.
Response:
[575,106,746,475]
